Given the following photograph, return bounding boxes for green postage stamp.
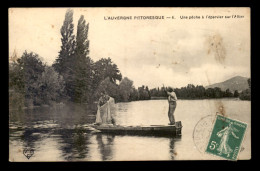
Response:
[205,115,247,160]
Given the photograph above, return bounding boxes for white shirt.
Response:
[168,92,177,102]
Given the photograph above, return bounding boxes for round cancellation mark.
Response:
[193,115,215,153]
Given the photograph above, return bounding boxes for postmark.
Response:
[205,115,247,160]
[193,115,215,153]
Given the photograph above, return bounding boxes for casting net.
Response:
[95,97,116,124]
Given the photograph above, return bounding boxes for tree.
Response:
[150,88,159,97]
[239,78,251,100]
[234,90,239,97]
[92,58,122,90]
[94,77,120,102]
[186,84,196,98]
[145,86,151,99]
[248,78,251,89]
[205,88,215,98]
[52,9,76,93]
[67,15,93,103]
[225,89,233,97]
[9,51,45,106]
[196,85,206,99]
[18,51,45,103]
[129,88,139,101]
[36,66,65,104]
[9,51,67,107]
[9,60,24,93]
[138,85,150,100]
[119,77,134,102]
[211,87,222,98]
[9,53,25,109]
[239,89,251,100]
[75,15,90,58]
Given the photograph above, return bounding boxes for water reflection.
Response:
[169,138,175,160]
[96,134,115,161]
[9,99,250,161]
[57,126,91,160]
[73,127,89,159]
[10,123,181,161]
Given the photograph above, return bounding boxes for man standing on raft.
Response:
[165,86,178,125]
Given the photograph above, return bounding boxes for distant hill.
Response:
[205,76,249,92]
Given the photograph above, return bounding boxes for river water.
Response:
[9,99,251,161]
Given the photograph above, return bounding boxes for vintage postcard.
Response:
[9,7,251,161]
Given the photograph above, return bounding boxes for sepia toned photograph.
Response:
[9,7,251,161]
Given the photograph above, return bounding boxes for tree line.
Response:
[239,78,251,100]
[150,81,251,100]
[8,50,151,108]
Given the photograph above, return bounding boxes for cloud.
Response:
[188,64,250,86]
[124,62,250,89]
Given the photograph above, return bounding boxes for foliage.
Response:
[9,90,25,110]
[233,90,239,98]
[9,51,66,107]
[93,77,151,103]
[36,66,65,104]
[150,84,239,99]
[239,78,251,100]
[248,78,251,89]
[67,15,93,103]
[138,86,151,100]
[239,89,251,100]
[118,77,134,102]
[225,89,233,97]
[15,51,45,103]
[52,9,77,102]
[53,9,76,75]
[92,58,122,89]
[75,15,90,57]
[129,88,139,101]
[94,77,120,102]
[52,11,95,103]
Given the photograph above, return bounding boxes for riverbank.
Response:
[150,96,242,101]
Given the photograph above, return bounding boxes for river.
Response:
[9,99,251,161]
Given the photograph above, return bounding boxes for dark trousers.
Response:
[168,101,177,124]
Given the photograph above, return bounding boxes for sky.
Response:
[9,8,251,89]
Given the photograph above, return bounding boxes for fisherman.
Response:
[98,91,110,107]
[165,87,178,125]
[95,91,116,125]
